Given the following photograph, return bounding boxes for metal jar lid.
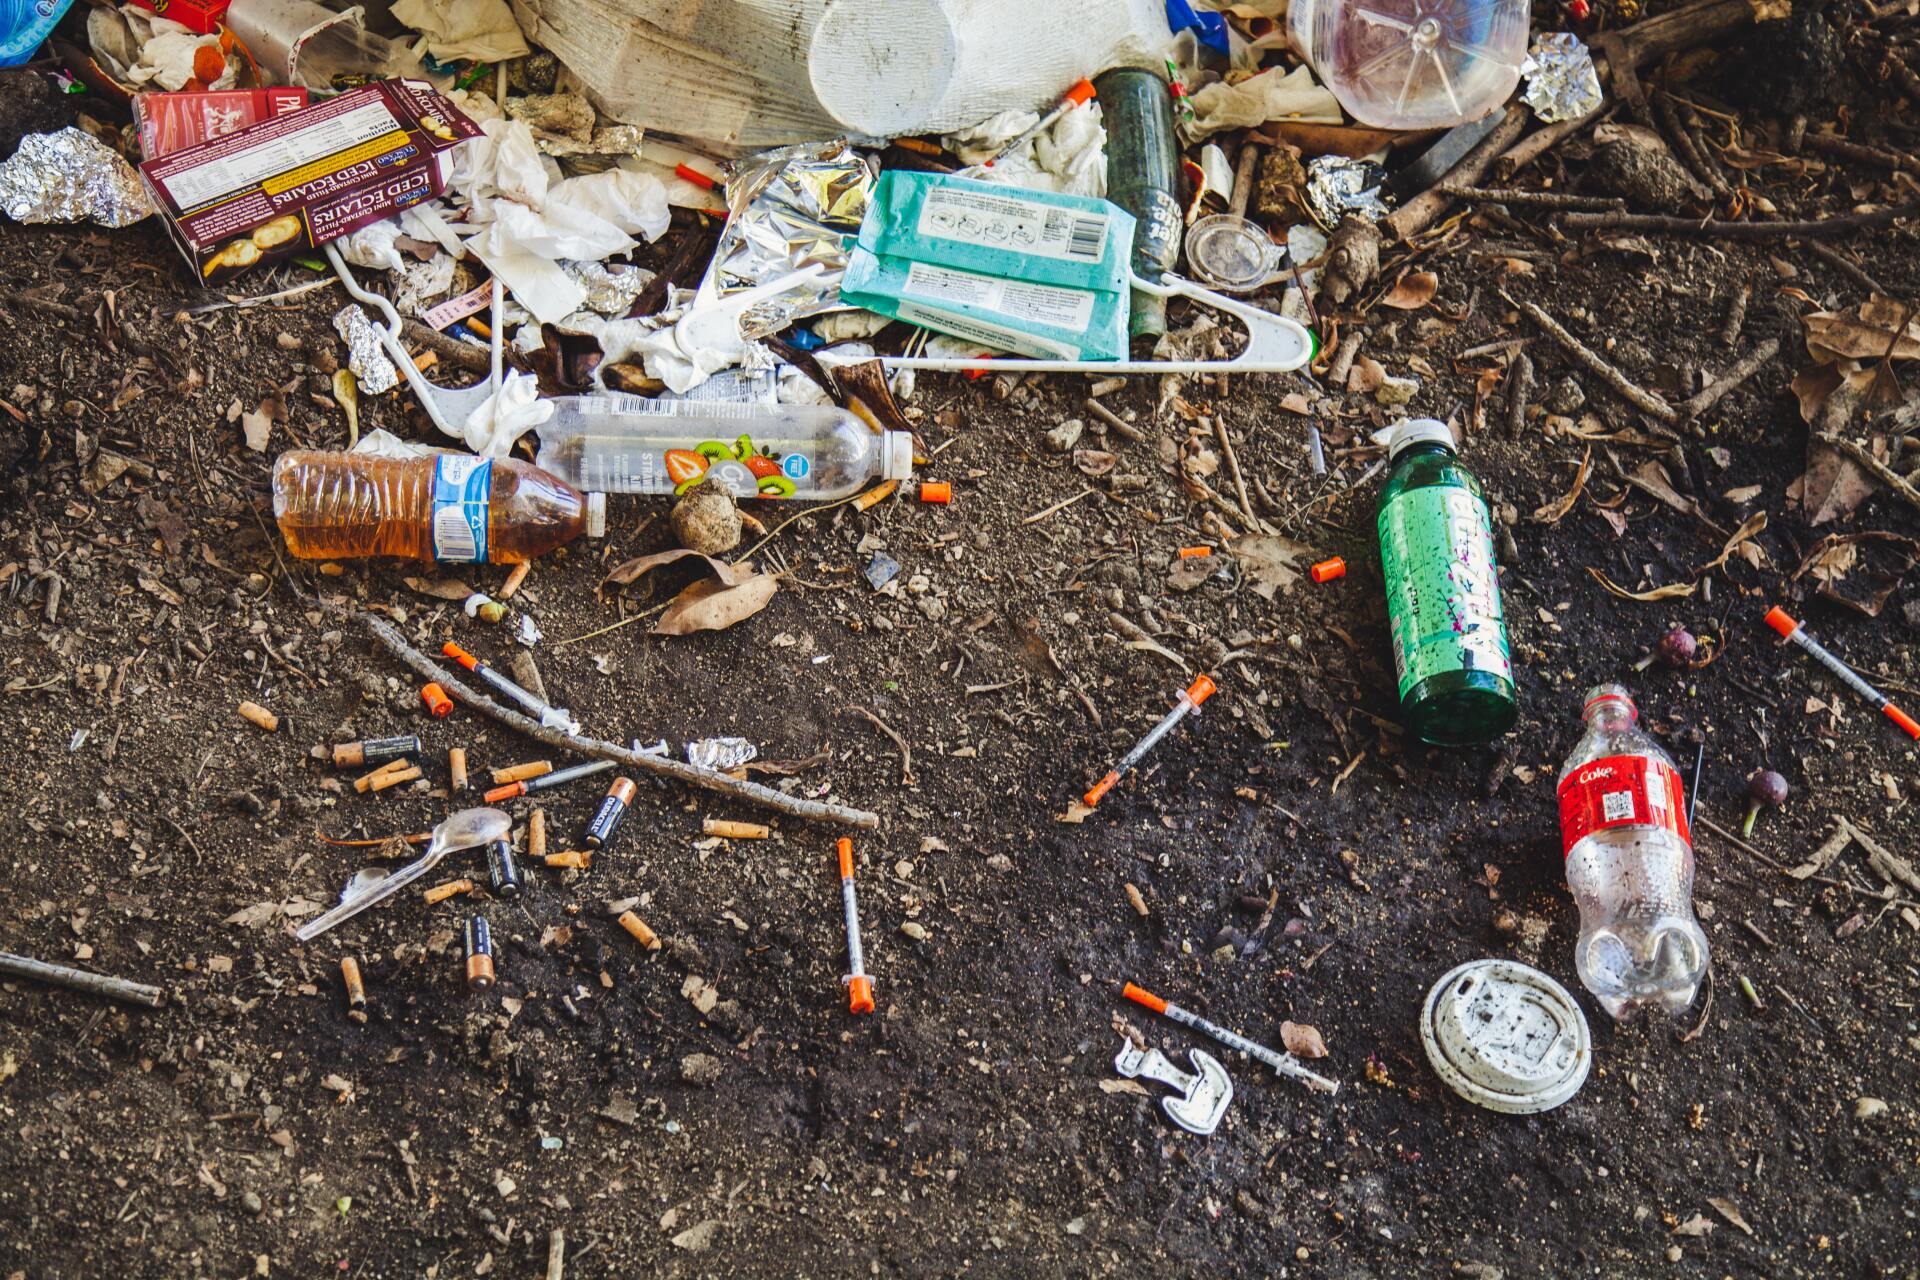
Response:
[1420,959,1591,1114]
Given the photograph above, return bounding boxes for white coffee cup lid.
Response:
[1420,958,1591,1114]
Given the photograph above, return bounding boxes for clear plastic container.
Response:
[535,396,913,501]
[272,452,593,563]
[1557,684,1710,1020]
[1288,0,1530,130]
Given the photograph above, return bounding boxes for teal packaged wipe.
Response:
[840,171,1135,361]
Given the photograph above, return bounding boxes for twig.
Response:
[1440,185,1625,211]
[737,485,882,565]
[1109,612,1189,672]
[1494,100,1608,180]
[1801,240,1888,296]
[1681,337,1780,420]
[1562,204,1920,238]
[1386,106,1532,243]
[1084,397,1146,443]
[400,319,493,376]
[0,952,166,1008]
[1676,967,1713,1042]
[1326,331,1364,386]
[186,276,339,315]
[1023,487,1098,525]
[1505,351,1534,439]
[844,705,914,787]
[1228,141,1262,219]
[1654,91,1727,201]
[0,289,85,322]
[1509,295,1680,422]
[1885,49,1920,104]
[362,613,879,828]
[1718,279,1752,348]
[1213,416,1261,532]
[546,1229,565,1280]
[1801,132,1920,175]
[1816,432,1920,514]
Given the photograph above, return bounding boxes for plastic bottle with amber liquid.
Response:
[272,452,601,563]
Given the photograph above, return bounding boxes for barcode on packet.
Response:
[1066,216,1107,260]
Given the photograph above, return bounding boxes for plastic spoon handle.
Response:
[294,843,447,942]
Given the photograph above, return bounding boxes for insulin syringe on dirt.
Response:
[1083,676,1217,807]
[534,397,913,500]
[1123,982,1339,1094]
[1766,606,1920,739]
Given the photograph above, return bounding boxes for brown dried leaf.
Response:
[1530,446,1591,524]
[1073,449,1117,478]
[1791,531,1920,616]
[1803,296,1920,365]
[1279,1021,1328,1059]
[1381,271,1438,311]
[1723,484,1764,504]
[1707,1197,1753,1236]
[1231,534,1313,600]
[1698,512,1768,575]
[1802,435,1879,526]
[603,547,752,589]
[1347,354,1387,394]
[1099,1078,1151,1097]
[403,576,478,601]
[1167,555,1215,593]
[138,576,184,607]
[653,572,778,636]
[1586,567,1695,601]
[1626,460,1692,514]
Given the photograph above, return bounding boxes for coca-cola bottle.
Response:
[1556,684,1709,1019]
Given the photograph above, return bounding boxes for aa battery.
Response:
[464,916,495,991]
[584,778,637,849]
[333,736,421,769]
[486,838,523,898]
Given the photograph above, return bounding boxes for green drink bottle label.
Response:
[1379,487,1511,698]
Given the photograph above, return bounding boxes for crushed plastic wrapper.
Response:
[706,140,875,339]
[1522,33,1603,125]
[332,305,400,395]
[561,260,656,316]
[1303,156,1391,231]
[0,129,153,228]
[687,737,758,771]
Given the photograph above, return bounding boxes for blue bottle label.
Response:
[431,456,491,562]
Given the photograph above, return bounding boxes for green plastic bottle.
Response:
[1376,419,1517,745]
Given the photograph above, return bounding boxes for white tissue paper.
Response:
[391,0,529,62]
[944,106,1108,198]
[337,217,408,273]
[460,370,554,456]
[1185,65,1343,141]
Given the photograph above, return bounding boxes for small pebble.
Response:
[900,921,929,941]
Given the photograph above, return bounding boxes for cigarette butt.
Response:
[354,758,413,793]
[424,878,474,905]
[499,561,531,600]
[1124,883,1149,917]
[238,701,279,732]
[854,479,900,512]
[449,747,468,791]
[421,682,453,717]
[616,910,661,950]
[528,808,547,860]
[919,481,952,504]
[544,850,593,869]
[483,781,526,803]
[370,764,423,793]
[492,760,554,786]
[1177,546,1212,559]
[703,818,770,840]
[1311,557,1346,583]
[893,136,944,157]
[340,957,367,1023]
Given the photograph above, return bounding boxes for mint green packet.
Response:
[840,172,1136,361]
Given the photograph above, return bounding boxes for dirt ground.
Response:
[4,65,1920,1280]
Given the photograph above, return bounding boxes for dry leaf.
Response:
[1749,0,1790,19]
[1626,460,1692,514]
[1791,531,1920,616]
[1802,434,1880,526]
[1530,446,1591,524]
[1707,1197,1753,1236]
[334,369,360,448]
[1381,271,1438,310]
[1803,296,1920,365]
[138,576,184,607]
[1099,1078,1151,1097]
[1671,1214,1715,1238]
[1230,534,1313,600]
[1279,392,1313,415]
[1074,449,1117,478]
[403,576,478,601]
[604,547,755,589]
[1723,484,1764,504]
[1167,555,1216,593]
[1279,1021,1328,1058]
[1698,512,1767,575]
[223,897,323,929]
[1348,354,1387,394]
[1057,801,1095,824]
[1587,567,1696,601]
[654,572,779,636]
[240,405,273,452]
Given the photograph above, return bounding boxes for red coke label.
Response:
[1557,754,1690,856]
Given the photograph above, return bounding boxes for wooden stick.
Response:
[1441,185,1625,211]
[362,614,879,829]
[1802,132,1920,175]
[400,319,493,375]
[1816,432,1920,515]
[1213,415,1262,532]
[1801,240,1888,296]
[1886,50,1920,104]
[1681,338,1780,420]
[0,952,166,1007]
[1509,296,1680,422]
[1084,397,1146,443]
[1228,141,1262,219]
[546,1228,565,1280]
[1494,101,1606,180]
[1654,91,1725,201]
[844,704,914,787]
[1719,278,1752,348]
[1562,204,1920,238]
[1505,351,1534,439]
[1326,331,1364,386]
[1386,107,1531,243]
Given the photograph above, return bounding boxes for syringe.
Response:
[1766,607,1919,739]
[1083,675,1217,807]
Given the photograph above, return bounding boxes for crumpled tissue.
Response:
[1185,65,1342,141]
[391,0,528,62]
[946,102,1108,199]
[460,370,553,456]
[0,129,152,228]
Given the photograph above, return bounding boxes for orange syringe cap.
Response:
[1764,606,1799,639]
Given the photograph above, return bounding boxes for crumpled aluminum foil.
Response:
[0,128,153,228]
[706,139,875,339]
[561,260,657,316]
[1303,156,1391,231]
[1523,33,1604,125]
[687,737,758,771]
[332,305,399,395]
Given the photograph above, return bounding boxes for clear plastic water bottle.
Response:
[1556,684,1710,1019]
[1287,0,1530,130]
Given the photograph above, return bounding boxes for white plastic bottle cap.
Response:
[1420,959,1591,1114]
[584,492,606,539]
[882,431,915,482]
[1386,418,1455,460]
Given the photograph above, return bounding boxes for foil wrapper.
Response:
[1522,33,1603,125]
[1304,156,1391,231]
[707,140,875,339]
[0,129,153,228]
[332,305,400,396]
[687,737,758,771]
[561,260,657,316]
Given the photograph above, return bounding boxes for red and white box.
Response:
[134,88,310,160]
